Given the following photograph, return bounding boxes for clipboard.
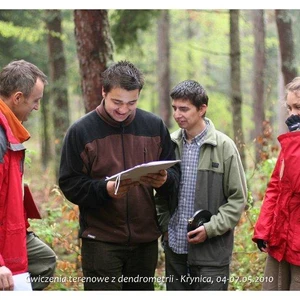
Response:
[24,184,42,219]
[105,160,181,182]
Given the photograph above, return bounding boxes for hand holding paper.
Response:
[106,160,180,195]
[106,178,139,198]
[0,266,14,291]
[139,169,168,189]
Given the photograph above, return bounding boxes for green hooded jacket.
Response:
[155,118,247,266]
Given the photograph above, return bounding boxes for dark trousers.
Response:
[164,243,229,290]
[81,238,158,290]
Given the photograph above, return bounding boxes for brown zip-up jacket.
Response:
[59,101,180,245]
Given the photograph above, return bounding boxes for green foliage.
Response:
[228,154,277,290]
[0,10,49,68]
[249,156,277,204]
[258,157,277,178]
[230,206,267,291]
[24,149,35,167]
[0,21,46,42]
[110,10,160,52]
[170,10,231,89]
[60,10,82,105]
[206,91,233,137]
[29,207,61,245]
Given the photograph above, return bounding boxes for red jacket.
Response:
[253,131,300,266]
[0,100,30,275]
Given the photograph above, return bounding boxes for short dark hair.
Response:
[0,59,48,99]
[170,80,209,110]
[101,60,144,94]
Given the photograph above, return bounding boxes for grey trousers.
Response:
[164,243,229,290]
[27,232,57,290]
[263,254,300,290]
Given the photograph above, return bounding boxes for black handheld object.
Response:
[256,239,267,252]
[285,114,300,132]
[187,209,212,234]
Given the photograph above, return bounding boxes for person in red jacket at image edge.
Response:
[0,60,56,291]
[252,76,300,290]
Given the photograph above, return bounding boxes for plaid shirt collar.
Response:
[182,120,209,146]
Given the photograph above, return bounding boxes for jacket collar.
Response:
[95,99,136,128]
[0,99,30,143]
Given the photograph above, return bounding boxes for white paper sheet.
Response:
[105,160,181,182]
[13,272,32,291]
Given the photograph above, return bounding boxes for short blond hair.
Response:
[285,77,300,100]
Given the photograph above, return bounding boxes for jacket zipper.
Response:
[120,123,131,244]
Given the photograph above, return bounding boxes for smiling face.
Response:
[102,87,139,122]
[13,77,45,122]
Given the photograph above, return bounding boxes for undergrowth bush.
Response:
[29,186,83,290]
[228,156,277,290]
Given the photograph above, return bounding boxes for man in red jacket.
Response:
[253,76,300,290]
[0,60,56,290]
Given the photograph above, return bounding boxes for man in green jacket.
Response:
[156,80,247,290]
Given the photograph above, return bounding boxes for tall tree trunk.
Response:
[186,12,194,79]
[157,10,171,127]
[40,88,51,170]
[74,10,113,113]
[275,9,298,135]
[277,51,287,136]
[46,9,70,181]
[229,10,246,170]
[275,10,297,86]
[251,10,266,164]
